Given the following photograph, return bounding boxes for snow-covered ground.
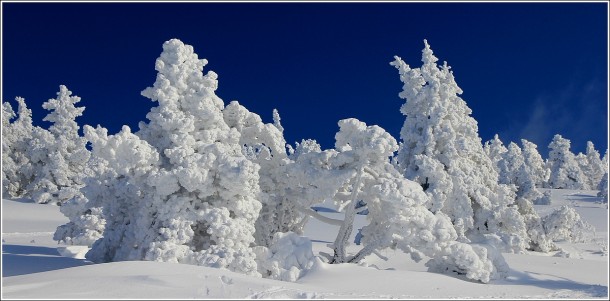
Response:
[2,189,608,299]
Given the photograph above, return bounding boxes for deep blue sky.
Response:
[2,2,608,157]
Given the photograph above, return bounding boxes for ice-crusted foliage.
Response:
[25,86,90,204]
[543,205,595,243]
[391,40,528,253]
[534,189,553,205]
[80,39,263,277]
[598,172,608,203]
[484,134,507,174]
[1,101,16,196]
[582,141,606,189]
[285,118,500,283]
[55,125,158,247]
[521,139,550,188]
[497,143,554,252]
[575,153,591,190]
[546,135,587,190]
[223,102,307,248]
[253,232,316,282]
[2,98,36,198]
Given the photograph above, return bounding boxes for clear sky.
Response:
[2,2,608,157]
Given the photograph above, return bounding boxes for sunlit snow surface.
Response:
[2,189,608,299]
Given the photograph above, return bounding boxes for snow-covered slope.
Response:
[2,189,608,299]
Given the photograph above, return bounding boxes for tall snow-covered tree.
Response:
[391,40,528,254]
[582,141,606,189]
[575,152,590,190]
[2,97,36,198]
[223,101,307,248]
[521,139,550,188]
[2,101,16,196]
[598,172,608,203]
[25,86,90,205]
[546,134,587,190]
[83,39,263,277]
[484,134,507,174]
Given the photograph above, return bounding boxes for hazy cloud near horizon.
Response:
[499,78,608,156]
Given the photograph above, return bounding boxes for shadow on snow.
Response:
[2,244,91,277]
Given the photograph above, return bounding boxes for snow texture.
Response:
[391,40,528,255]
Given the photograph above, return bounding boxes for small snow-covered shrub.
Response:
[426,242,502,284]
[543,205,595,243]
[54,197,105,246]
[254,232,316,282]
[534,190,553,205]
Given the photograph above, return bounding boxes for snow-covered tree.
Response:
[253,232,317,282]
[1,101,16,196]
[534,189,553,205]
[284,118,503,283]
[483,134,507,174]
[543,205,594,243]
[546,134,587,190]
[223,101,307,247]
[81,39,263,277]
[598,172,608,203]
[55,125,157,247]
[575,152,590,190]
[391,40,528,254]
[2,97,36,198]
[24,86,90,205]
[582,141,606,189]
[521,139,550,188]
[497,142,554,252]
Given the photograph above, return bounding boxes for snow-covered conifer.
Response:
[484,134,507,174]
[521,139,550,188]
[598,172,608,203]
[55,125,158,247]
[25,86,90,205]
[534,189,553,205]
[546,134,587,190]
[223,101,307,247]
[575,152,591,190]
[1,101,16,196]
[582,141,606,189]
[2,98,36,198]
[498,142,554,252]
[543,205,594,243]
[85,39,262,277]
[391,40,528,253]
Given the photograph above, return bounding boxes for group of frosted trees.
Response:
[2,87,89,205]
[2,39,608,283]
